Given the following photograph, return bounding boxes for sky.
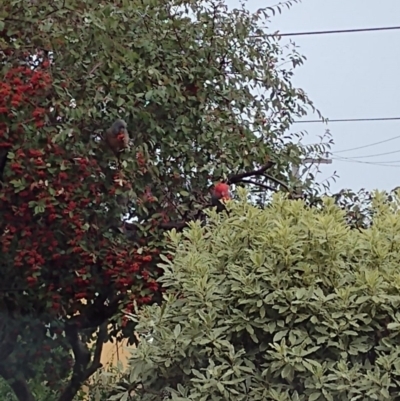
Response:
[226,0,400,193]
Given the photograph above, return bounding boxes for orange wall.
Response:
[100,338,131,368]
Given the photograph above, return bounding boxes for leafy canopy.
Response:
[0,0,321,317]
[119,190,400,401]
[0,0,328,399]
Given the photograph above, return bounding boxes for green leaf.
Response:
[174,324,181,338]
[309,392,321,401]
[273,330,288,342]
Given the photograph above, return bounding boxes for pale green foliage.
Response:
[113,189,400,401]
[77,364,125,401]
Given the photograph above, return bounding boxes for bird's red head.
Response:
[214,182,231,201]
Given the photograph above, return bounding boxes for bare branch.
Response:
[263,173,290,192]
[58,322,108,401]
[227,161,275,184]
[238,179,278,192]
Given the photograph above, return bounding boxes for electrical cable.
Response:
[334,135,400,153]
[255,24,400,164]
[333,149,400,159]
[259,26,400,37]
[294,117,400,124]
[338,157,400,164]
[332,156,400,168]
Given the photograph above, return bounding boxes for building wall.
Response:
[100,338,131,368]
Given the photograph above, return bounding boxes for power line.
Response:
[261,26,400,37]
[334,135,400,154]
[338,157,400,164]
[334,149,400,159]
[294,117,400,124]
[332,157,400,168]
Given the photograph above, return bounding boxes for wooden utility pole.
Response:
[292,156,332,196]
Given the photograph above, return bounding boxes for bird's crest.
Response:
[214,182,231,200]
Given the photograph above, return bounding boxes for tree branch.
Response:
[227,161,275,184]
[228,160,291,192]
[65,325,91,371]
[121,162,285,234]
[67,293,123,330]
[263,174,290,192]
[0,149,9,183]
[158,221,188,230]
[58,322,108,401]
[0,365,35,401]
[89,322,107,372]
[0,319,17,360]
[238,179,278,192]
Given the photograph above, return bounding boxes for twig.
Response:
[238,179,278,192]
[88,61,102,76]
[158,221,188,230]
[263,173,290,191]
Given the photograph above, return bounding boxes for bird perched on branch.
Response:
[104,119,130,156]
[211,182,231,213]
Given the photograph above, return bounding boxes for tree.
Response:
[114,190,400,401]
[308,186,400,231]
[0,0,329,399]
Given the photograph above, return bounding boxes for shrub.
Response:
[77,364,125,401]
[113,190,400,401]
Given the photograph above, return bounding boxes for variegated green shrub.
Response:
[116,190,400,401]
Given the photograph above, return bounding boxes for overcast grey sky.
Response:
[227,0,400,193]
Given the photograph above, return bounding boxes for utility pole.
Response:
[292,155,332,197]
